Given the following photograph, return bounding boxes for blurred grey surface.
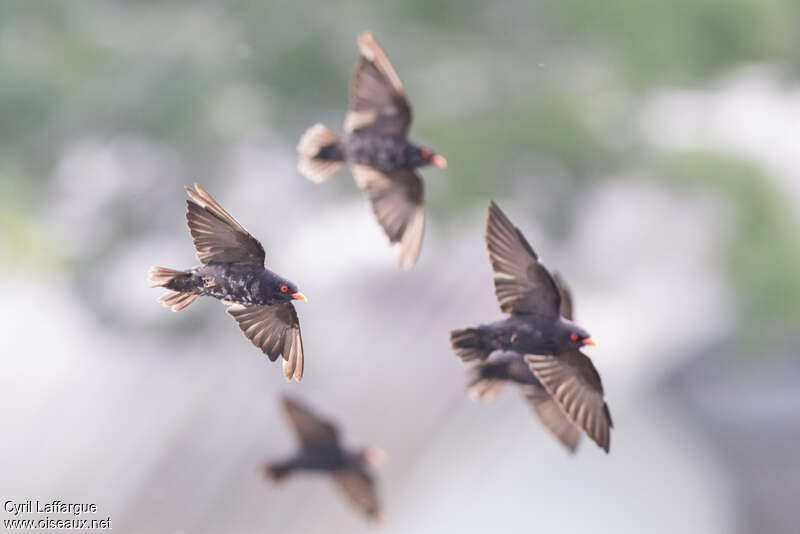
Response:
[1,1,799,533]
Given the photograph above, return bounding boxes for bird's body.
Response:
[342,133,431,172]
[166,264,295,307]
[147,184,307,381]
[297,31,445,269]
[453,313,588,361]
[266,397,384,521]
[451,201,613,452]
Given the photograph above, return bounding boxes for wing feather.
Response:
[185,183,266,267]
[485,201,560,316]
[345,32,411,136]
[525,351,612,452]
[227,303,304,381]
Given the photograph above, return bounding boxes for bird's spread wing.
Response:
[353,166,425,269]
[333,468,381,521]
[185,183,266,267]
[525,351,613,452]
[553,272,573,321]
[280,396,339,448]
[521,384,582,453]
[485,201,561,316]
[345,32,411,136]
[227,303,304,381]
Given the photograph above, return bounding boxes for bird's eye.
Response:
[280,285,288,293]
[570,333,579,341]
[421,148,431,159]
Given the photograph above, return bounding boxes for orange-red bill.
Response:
[291,292,308,302]
[431,154,447,168]
[583,337,597,347]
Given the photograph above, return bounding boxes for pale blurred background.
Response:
[2,1,800,533]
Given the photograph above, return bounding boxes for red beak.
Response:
[431,154,447,168]
[582,337,597,347]
[291,292,307,302]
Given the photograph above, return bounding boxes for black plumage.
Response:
[297,31,446,269]
[266,396,384,521]
[451,201,613,452]
[147,184,307,381]
[468,276,583,452]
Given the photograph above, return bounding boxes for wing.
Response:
[226,303,304,381]
[345,32,412,136]
[521,385,582,453]
[525,351,613,453]
[332,467,382,521]
[185,183,266,267]
[552,272,574,320]
[485,201,561,316]
[280,396,339,449]
[353,166,425,269]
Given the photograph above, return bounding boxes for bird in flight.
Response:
[451,201,612,451]
[467,274,597,452]
[266,396,385,521]
[297,31,446,269]
[148,184,307,381]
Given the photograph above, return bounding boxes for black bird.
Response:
[147,184,307,381]
[297,31,446,269]
[468,275,585,452]
[451,201,613,452]
[266,396,385,521]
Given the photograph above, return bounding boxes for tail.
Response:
[264,461,295,482]
[297,123,344,183]
[450,327,494,362]
[147,266,199,312]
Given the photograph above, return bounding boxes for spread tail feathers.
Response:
[148,266,198,312]
[297,123,344,183]
[450,327,493,362]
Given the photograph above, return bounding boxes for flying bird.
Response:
[467,275,586,452]
[297,31,446,269]
[451,201,613,452]
[266,396,385,521]
[147,184,307,381]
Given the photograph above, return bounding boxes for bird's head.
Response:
[561,323,596,350]
[271,278,307,303]
[409,145,447,169]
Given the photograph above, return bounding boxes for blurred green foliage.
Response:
[1,0,799,346]
[659,151,800,346]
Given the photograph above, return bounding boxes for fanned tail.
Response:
[450,327,493,362]
[148,266,199,312]
[297,123,344,183]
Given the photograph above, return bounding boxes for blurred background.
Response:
[2,1,799,532]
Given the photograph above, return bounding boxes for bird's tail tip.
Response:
[147,266,187,287]
[297,123,343,183]
[148,266,198,312]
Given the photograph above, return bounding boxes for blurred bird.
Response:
[266,396,384,521]
[147,184,307,381]
[297,31,446,269]
[468,275,584,452]
[451,201,613,452]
